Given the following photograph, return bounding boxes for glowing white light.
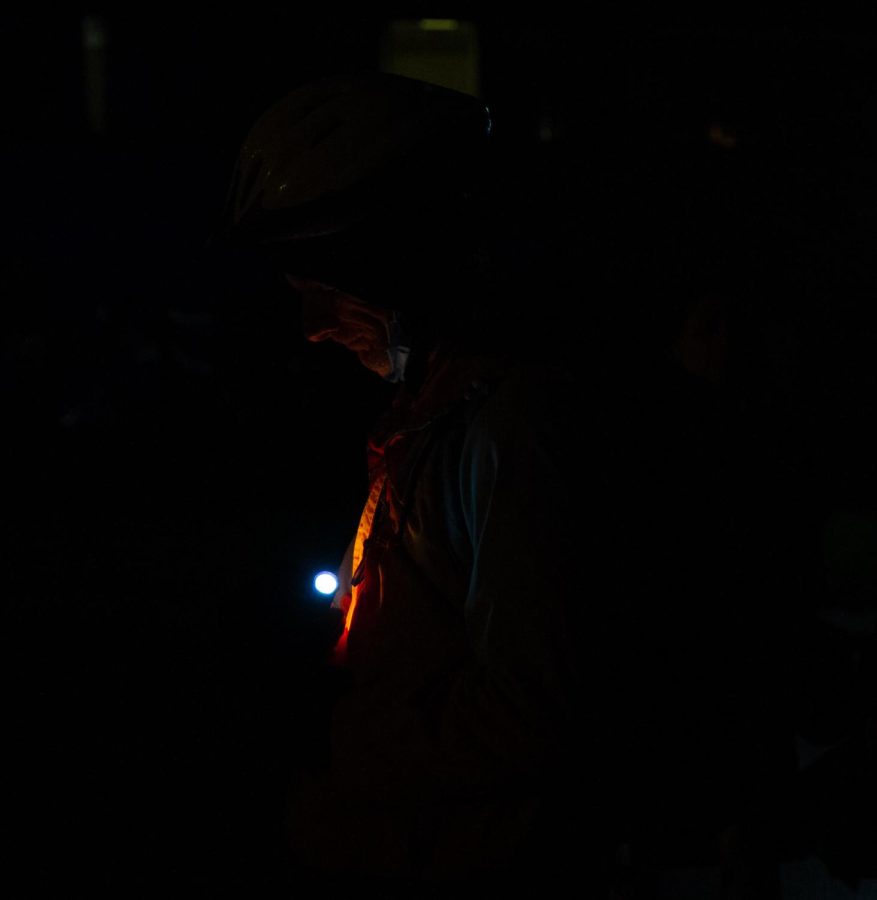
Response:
[313,571,339,596]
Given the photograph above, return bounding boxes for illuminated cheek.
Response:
[339,319,390,375]
[357,344,393,378]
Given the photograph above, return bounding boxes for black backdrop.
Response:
[6,13,877,893]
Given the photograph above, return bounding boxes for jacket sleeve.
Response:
[456,366,583,771]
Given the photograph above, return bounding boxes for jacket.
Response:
[288,344,589,887]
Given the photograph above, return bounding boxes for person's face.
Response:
[286,275,394,378]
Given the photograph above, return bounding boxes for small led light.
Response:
[314,571,339,596]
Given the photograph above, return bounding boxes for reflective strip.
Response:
[343,470,387,635]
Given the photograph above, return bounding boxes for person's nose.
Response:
[286,276,339,342]
[301,303,338,342]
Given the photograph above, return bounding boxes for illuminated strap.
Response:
[342,468,387,638]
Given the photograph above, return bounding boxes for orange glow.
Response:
[707,122,738,148]
[343,594,357,634]
[331,468,386,663]
[331,624,350,664]
[329,590,356,663]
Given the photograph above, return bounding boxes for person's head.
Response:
[215,71,495,379]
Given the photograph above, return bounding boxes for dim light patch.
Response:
[418,19,460,31]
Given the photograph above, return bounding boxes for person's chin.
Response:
[358,355,391,378]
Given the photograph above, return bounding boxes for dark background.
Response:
[5,12,876,894]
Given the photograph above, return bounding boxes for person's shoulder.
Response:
[488,357,586,416]
[463,358,585,454]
